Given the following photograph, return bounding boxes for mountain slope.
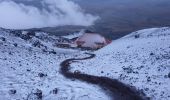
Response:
[72,27,170,100]
[0,27,170,100]
[0,28,110,100]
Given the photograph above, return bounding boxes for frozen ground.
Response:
[0,27,170,100]
[71,27,170,100]
[0,29,110,100]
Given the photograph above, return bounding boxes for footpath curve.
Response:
[60,53,147,100]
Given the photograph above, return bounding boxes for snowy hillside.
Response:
[0,27,170,100]
[0,28,110,100]
[71,27,170,100]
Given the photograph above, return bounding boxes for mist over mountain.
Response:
[0,0,98,29]
[71,0,170,39]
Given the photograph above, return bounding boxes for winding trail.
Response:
[60,53,147,100]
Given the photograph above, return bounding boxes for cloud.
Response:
[0,0,99,29]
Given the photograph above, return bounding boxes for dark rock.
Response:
[27,69,31,72]
[133,71,139,74]
[134,34,140,38]
[150,52,154,56]
[32,40,42,48]
[27,89,42,100]
[35,89,42,99]
[147,77,151,82]
[74,70,81,74]
[123,67,134,73]
[127,46,131,49]
[27,31,36,36]
[11,30,22,37]
[0,37,6,41]
[42,49,48,53]
[11,67,16,70]
[20,31,35,40]
[9,52,12,55]
[144,88,149,91]
[139,89,146,96]
[137,65,144,70]
[9,89,16,94]
[21,35,32,40]
[168,72,170,78]
[156,57,160,60]
[38,73,47,78]
[13,43,18,47]
[34,89,42,100]
[52,88,58,94]
[49,50,56,54]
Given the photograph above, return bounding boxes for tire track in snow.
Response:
[60,53,147,100]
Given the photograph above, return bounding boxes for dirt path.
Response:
[60,53,147,100]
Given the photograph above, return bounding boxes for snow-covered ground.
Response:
[0,29,110,100]
[71,27,170,100]
[0,27,170,100]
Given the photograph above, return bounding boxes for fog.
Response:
[0,0,98,29]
